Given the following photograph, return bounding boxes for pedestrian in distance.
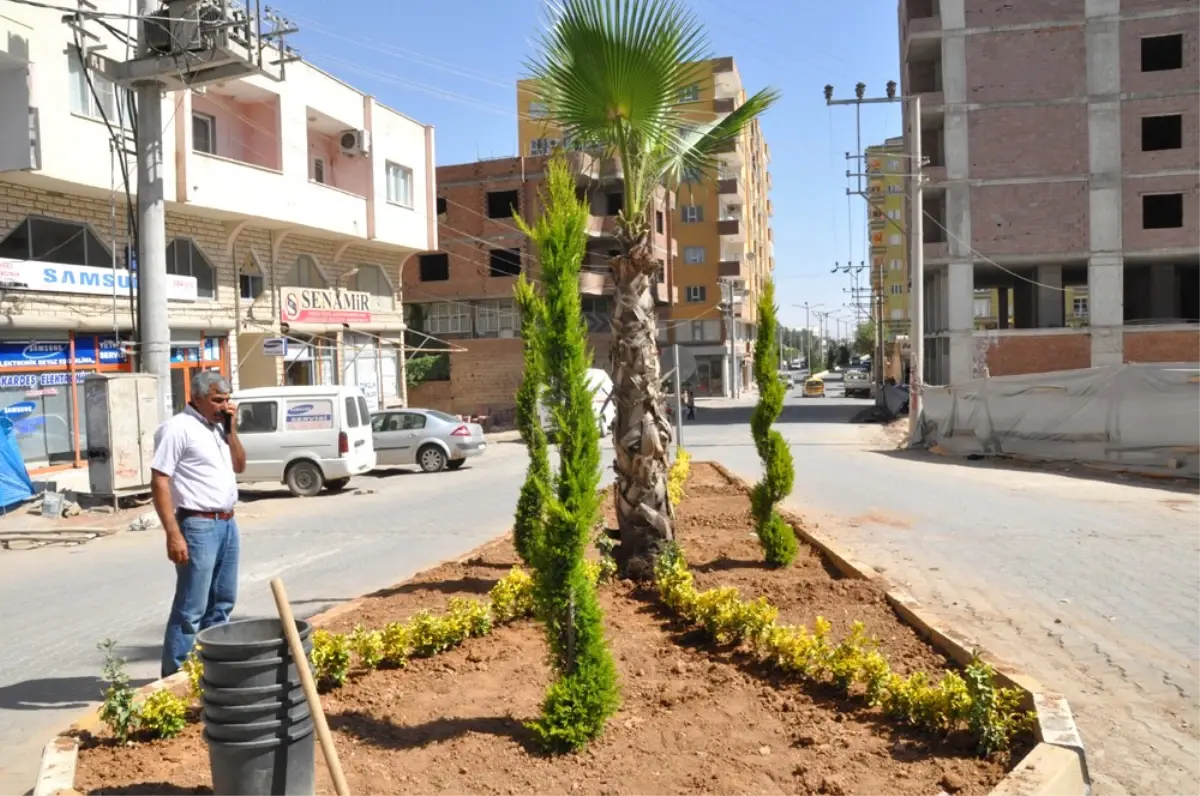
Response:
[150,370,246,678]
[685,387,696,421]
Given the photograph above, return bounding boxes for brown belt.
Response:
[178,509,235,520]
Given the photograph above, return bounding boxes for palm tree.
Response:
[527,0,780,579]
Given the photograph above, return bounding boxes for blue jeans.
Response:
[161,515,240,678]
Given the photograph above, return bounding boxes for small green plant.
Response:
[966,655,1036,755]
[379,621,410,668]
[311,630,352,688]
[489,567,535,622]
[408,610,455,658]
[448,597,494,639]
[594,533,618,582]
[666,448,691,507]
[97,639,139,742]
[181,645,204,702]
[137,689,188,740]
[349,624,384,670]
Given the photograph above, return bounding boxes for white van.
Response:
[539,368,616,438]
[231,385,377,497]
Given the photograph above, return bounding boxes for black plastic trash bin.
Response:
[205,719,315,796]
[198,618,313,662]
[204,692,310,727]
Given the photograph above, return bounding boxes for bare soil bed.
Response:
[73,462,1024,796]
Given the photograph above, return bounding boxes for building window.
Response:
[436,197,447,215]
[68,50,127,124]
[288,254,327,288]
[192,112,216,155]
[488,248,522,277]
[475,298,519,338]
[887,159,900,171]
[888,234,902,245]
[655,211,664,233]
[1141,34,1183,72]
[1141,115,1182,151]
[349,264,394,311]
[888,209,902,220]
[886,184,903,194]
[418,253,449,282]
[682,204,703,223]
[605,192,623,215]
[530,138,557,156]
[1143,193,1183,229]
[385,161,414,207]
[973,298,992,318]
[685,285,706,303]
[312,157,326,184]
[165,238,216,299]
[238,258,264,300]
[890,284,904,296]
[0,215,112,266]
[683,246,706,264]
[890,259,902,270]
[678,83,699,103]
[528,101,548,119]
[1072,296,1089,317]
[486,189,519,219]
[423,302,471,335]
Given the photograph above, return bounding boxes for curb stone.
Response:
[32,532,513,796]
[706,460,1091,796]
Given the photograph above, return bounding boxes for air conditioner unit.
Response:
[339,129,370,156]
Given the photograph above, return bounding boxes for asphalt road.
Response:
[0,441,541,793]
[682,393,1200,796]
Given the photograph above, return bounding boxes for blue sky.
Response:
[284,0,902,333]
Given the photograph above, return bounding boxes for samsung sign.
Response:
[0,259,198,302]
[0,336,124,369]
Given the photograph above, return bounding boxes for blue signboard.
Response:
[0,337,126,369]
[2,401,35,418]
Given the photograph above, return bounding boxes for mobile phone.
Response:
[222,410,233,435]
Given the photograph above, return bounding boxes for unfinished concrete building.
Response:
[899,0,1199,382]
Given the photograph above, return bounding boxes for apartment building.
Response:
[403,153,676,420]
[516,56,774,396]
[0,2,434,472]
[900,0,1199,382]
[867,137,911,342]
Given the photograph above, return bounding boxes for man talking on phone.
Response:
[150,370,246,678]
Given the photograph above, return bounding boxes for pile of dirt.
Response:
[73,462,1019,796]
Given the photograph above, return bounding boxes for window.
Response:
[436,197,447,215]
[682,205,703,223]
[888,234,902,245]
[887,159,900,171]
[973,298,992,318]
[235,401,277,434]
[678,83,700,103]
[528,101,548,119]
[385,161,414,207]
[1143,193,1183,229]
[486,189,519,219]
[1142,115,1182,151]
[689,320,721,341]
[0,215,112,266]
[530,138,557,156]
[890,258,902,270]
[238,258,264,300]
[890,284,904,295]
[344,396,360,428]
[424,302,471,335]
[605,192,623,215]
[349,264,394,311]
[418,252,449,282]
[1141,34,1183,72]
[165,238,216,299]
[475,298,519,337]
[68,50,127,124]
[399,412,427,431]
[685,285,706,302]
[886,184,903,194]
[888,209,902,220]
[288,254,327,288]
[1072,296,1089,317]
[655,211,664,233]
[681,166,702,183]
[683,246,706,264]
[312,157,326,184]
[488,248,522,277]
[192,112,216,155]
[890,308,904,320]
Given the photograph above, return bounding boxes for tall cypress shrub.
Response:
[512,275,549,567]
[750,280,798,566]
[516,151,620,750]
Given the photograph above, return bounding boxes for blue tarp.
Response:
[0,416,35,513]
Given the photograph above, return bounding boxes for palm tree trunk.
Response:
[609,240,674,580]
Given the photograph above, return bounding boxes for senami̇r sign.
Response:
[279,286,372,325]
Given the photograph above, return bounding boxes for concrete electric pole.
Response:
[792,302,821,371]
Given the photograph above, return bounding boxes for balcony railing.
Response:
[713,97,736,114]
[717,218,741,237]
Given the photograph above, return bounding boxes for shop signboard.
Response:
[0,337,127,369]
[263,338,287,357]
[0,259,198,302]
[279,286,371,325]
[284,400,334,431]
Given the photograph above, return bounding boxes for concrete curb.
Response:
[706,460,1091,796]
[32,532,514,796]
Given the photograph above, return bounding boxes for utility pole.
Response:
[825,81,924,438]
[792,302,821,371]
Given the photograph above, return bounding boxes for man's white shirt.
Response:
[151,405,238,513]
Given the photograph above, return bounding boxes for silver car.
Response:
[370,408,487,473]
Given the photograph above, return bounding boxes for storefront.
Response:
[282,335,336,387]
[0,330,229,472]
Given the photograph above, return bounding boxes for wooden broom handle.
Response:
[270,578,350,796]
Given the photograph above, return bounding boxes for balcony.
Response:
[717,176,742,204]
[718,218,742,239]
[579,268,613,296]
[924,241,949,261]
[718,259,745,279]
[714,137,744,167]
[586,214,620,237]
[713,97,736,115]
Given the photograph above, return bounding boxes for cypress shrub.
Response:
[750,281,798,567]
[512,275,550,567]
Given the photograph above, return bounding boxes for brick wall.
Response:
[1123,328,1200,363]
[971,181,1089,255]
[1120,14,1199,95]
[968,105,1088,179]
[966,27,1087,104]
[963,0,1084,28]
[1122,174,1200,252]
[1121,96,1200,174]
[981,332,1092,376]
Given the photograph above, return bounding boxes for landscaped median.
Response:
[36,461,1088,796]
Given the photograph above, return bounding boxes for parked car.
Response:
[843,369,873,399]
[778,371,795,389]
[232,385,376,497]
[371,408,487,473]
[802,376,825,398]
